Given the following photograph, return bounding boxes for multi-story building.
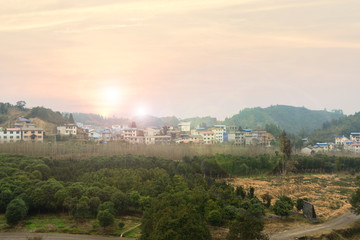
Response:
[349,143,360,153]
[14,118,35,128]
[200,131,214,144]
[178,122,191,133]
[234,131,246,145]
[144,127,161,136]
[335,136,349,146]
[0,128,22,143]
[22,127,44,143]
[123,128,138,140]
[102,129,112,142]
[145,135,171,144]
[350,133,360,143]
[57,124,77,136]
[213,125,226,143]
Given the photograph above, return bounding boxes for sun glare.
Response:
[104,88,120,103]
[136,106,147,116]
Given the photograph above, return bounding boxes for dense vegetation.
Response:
[0,153,271,239]
[223,105,344,133]
[0,153,360,238]
[309,112,360,143]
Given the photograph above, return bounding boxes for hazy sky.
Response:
[1,0,359,119]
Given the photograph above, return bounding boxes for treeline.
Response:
[213,154,360,176]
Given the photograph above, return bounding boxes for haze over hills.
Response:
[223,105,344,133]
[309,112,360,143]
[2,102,357,139]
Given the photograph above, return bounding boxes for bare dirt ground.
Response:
[227,174,359,235]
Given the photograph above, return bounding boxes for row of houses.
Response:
[0,118,44,143]
[335,132,360,153]
[301,132,360,154]
[56,121,275,146]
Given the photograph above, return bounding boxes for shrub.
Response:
[6,198,28,226]
[97,209,114,227]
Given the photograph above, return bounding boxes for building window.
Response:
[10,136,13,139]
[16,136,20,139]
[4,136,7,139]
[38,136,42,138]
[31,131,35,134]
[24,131,28,134]
[38,131,42,134]
[24,136,28,138]
[10,131,13,134]
[16,131,20,134]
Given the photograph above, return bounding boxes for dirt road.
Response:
[270,212,360,240]
[0,233,131,240]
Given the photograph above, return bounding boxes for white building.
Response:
[335,136,349,146]
[144,127,161,136]
[213,125,226,143]
[57,124,77,136]
[350,133,360,143]
[88,129,102,141]
[145,135,171,144]
[200,131,214,144]
[178,122,191,132]
[0,128,22,143]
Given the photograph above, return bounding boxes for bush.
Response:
[97,209,114,227]
[273,196,294,218]
[118,222,125,228]
[98,201,116,215]
[207,210,222,226]
[296,198,308,211]
[6,198,28,226]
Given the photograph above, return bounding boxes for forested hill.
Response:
[0,103,70,127]
[223,105,344,133]
[309,112,360,143]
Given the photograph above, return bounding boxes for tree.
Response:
[97,209,114,227]
[261,193,273,208]
[16,101,26,110]
[206,209,222,226]
[280,131,292,174]
[75,196,90,219]
[273,196,294,218]
[98,201,116,215]
[69,113,75,124]
[227,214,268,240]
[350,189,360,215]
[5,198,28,226]
[141,192,211,240]
[296,198,308,211]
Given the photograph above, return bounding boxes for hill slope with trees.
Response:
[309,112,360,143]
[224,105,344,133]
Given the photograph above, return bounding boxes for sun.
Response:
[97,86,123,116]
[136,106,147,116]
[104,88,120,103]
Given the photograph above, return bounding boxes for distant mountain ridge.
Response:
[223,105,344,133]
[0,102,348,136]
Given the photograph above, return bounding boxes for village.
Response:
[1,117,360,154]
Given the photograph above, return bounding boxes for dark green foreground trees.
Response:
[6,198,27,226]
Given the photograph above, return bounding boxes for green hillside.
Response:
[309,112,360,143]
[224,105,344,133]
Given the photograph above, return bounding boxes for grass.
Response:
[0,214,141,238]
